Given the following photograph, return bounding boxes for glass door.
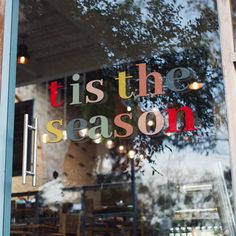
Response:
[11,0,235,235]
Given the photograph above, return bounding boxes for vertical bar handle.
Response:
[22,114,38,187]
[22,114,29,185]
[32,117,38,187]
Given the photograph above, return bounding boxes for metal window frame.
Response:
[217,0,236,218]
[0,0,19,235]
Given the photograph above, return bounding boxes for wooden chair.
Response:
[61,213,81,236]
[46,212,81,236]
[45,233,63,236]
[10,230,34,236]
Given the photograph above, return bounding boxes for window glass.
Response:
[11,0,234,235]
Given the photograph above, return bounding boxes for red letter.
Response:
[166,106,197,133]
[136,63,163,97]
[114,113,133,138]
[48,81,64,107]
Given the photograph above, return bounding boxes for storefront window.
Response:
[11,0,234,235]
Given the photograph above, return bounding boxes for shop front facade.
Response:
[0,0,236,235]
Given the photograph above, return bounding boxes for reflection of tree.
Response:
[75,0,218,61]
[74,0,225,159]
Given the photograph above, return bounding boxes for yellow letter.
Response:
[115,71,134,99]
[46,120,63,143]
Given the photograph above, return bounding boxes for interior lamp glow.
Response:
[117,145,126,154]
[105,139,115,149]
[189,81,203,90]
[17,44,30,65]
[128,150,136,159]
[127,106,132,112]
[147,120,155,127]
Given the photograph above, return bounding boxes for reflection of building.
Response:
[0,0,236,235]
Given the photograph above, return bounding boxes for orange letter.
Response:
[137,63,163,96]
[138,111,164,135]
[114,113,133,138]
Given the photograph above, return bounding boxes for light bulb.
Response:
[105,139,115,149]
[127,106,132,112]
[189,81,203,90]
[128,150,136,159]
[118,145,126,153]
[147,120,155,127]
[19,56,26,64]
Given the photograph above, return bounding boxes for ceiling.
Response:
[17,0,109,86]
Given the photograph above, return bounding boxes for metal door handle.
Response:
[22,114,38,187]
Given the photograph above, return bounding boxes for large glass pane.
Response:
[11,0,234,235]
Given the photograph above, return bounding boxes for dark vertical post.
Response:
[34,193,39,224]
[81,188,86,236]
[131,159,138,236]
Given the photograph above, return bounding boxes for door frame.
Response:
[217,0,236,219]
[0,0,19,235]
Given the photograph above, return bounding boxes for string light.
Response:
[117,145,126,154]
[128,150,136,159]
[105,139,115,149]
[147,120,155,127]
[189,81,203,90]
[127,106,132,112]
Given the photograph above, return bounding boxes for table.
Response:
[11,224,59,236]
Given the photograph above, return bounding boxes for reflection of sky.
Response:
[139,146,230,187]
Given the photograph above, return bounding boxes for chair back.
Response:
[61,213,81,236]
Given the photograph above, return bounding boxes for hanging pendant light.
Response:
[17,43,30,65]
